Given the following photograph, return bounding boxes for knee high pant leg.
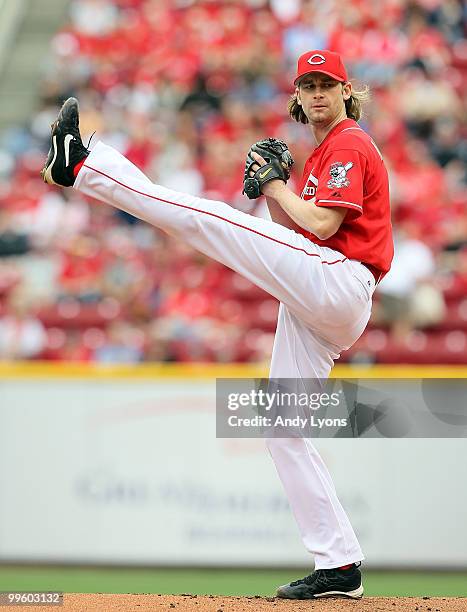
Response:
[265,304,364,569]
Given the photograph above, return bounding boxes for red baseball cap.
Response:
[294,50,348,85]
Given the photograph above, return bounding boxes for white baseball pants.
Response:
[75,141,375,569]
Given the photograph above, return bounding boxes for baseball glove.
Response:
[243,138,294,200]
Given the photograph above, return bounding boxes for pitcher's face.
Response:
[296,74,351,127]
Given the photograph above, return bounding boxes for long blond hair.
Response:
[288,84,370,124]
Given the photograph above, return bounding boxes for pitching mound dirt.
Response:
[1,594,466,612]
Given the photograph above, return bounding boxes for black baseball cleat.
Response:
[41,97,90,187]
[276,564,363,599]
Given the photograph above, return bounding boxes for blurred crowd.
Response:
[0,0,466,364]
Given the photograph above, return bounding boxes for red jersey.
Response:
[299,118,393,280]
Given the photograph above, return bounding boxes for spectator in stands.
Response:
[376,223,445,341]
[69,0,119,37]
[0,210,30,257]
[0,287,47,360]
[94,321,144,363]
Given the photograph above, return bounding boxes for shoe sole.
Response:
[276,584,363,600]
[41,135,59,185]
[314,585,364,599]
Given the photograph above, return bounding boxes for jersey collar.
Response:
[314,118,358,150]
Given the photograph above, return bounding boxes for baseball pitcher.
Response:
[41,49,393,599]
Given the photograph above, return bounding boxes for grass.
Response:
[0,567,466,597]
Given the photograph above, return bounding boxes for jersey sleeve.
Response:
[315,148,366,220]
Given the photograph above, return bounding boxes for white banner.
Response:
[0,374,465,567]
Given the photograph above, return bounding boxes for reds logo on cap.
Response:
[294,50,348,85]
[307,54,326,65]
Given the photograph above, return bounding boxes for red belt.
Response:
[361,262,382,284]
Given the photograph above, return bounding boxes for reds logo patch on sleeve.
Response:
[327,161,353,188]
